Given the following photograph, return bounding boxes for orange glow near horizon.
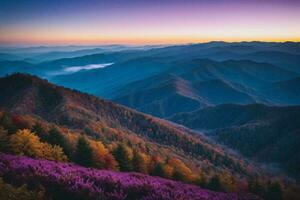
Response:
[1,0,300,46]
[1,34,300,46]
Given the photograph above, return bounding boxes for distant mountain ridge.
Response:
[1,42,300,118]
[113,59,297,117]
[1,42,300,198]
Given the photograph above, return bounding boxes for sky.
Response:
[0,0,300,45]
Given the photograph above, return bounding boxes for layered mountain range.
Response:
[1,42,300,199]
[1,42,300,119]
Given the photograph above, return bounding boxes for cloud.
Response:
[64,63,113,73]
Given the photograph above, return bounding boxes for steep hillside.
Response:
[0,73,254,179]
[114,73,264,118]
[170,104,300,178]
[114,75,210,118]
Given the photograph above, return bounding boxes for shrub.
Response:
[0,178,45,200]
[9,129,67,162]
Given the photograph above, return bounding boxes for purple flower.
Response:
[0,153,254,200]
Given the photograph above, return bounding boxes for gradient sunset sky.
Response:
[0,0,300,45]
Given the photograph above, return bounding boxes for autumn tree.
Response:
[89,140,119,170]
[167,158,192,182]
[9,129,67,162]
[148,155,161,173]
[162,164,174,178]
[10,129,43,157]
[42,143,68,161]
[219,171,237,192]
[90,141,107,168]
[11,115,29,130]
[103,153,119,170]
[132,151,149,173]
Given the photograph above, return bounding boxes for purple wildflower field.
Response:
[0,154,257,200]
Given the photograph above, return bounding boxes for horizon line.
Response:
[1,40,300,48]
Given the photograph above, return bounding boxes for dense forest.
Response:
[170,104,300,179]
[0,74,299,199]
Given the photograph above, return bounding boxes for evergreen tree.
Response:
[173,170,186,182]
[151,163,165,177]
[207,175,224,192]
[266,182,283,200]
[113,143,133,171]
[195,173,207,188]
[0,127,9,152]
[47,128,71,157]
[31,123,47,141]
[248,178,266,198]
[75,136,93,167]
[0,113,16,134]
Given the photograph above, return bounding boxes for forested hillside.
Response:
[0,73,263,195]
[170,104,300,179]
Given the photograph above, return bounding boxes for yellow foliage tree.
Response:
[41,143,68,162]
[10,129,43,157]
[90,141,109,168]
[132,151,150,174]
[167,158,193,182]
[162,164,174,178]
[219,171,238,192]
[9,129,67,162]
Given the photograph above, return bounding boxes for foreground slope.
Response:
[0,73,253,178]
[0,154,256,200]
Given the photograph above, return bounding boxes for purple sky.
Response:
[0,0,299,45]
